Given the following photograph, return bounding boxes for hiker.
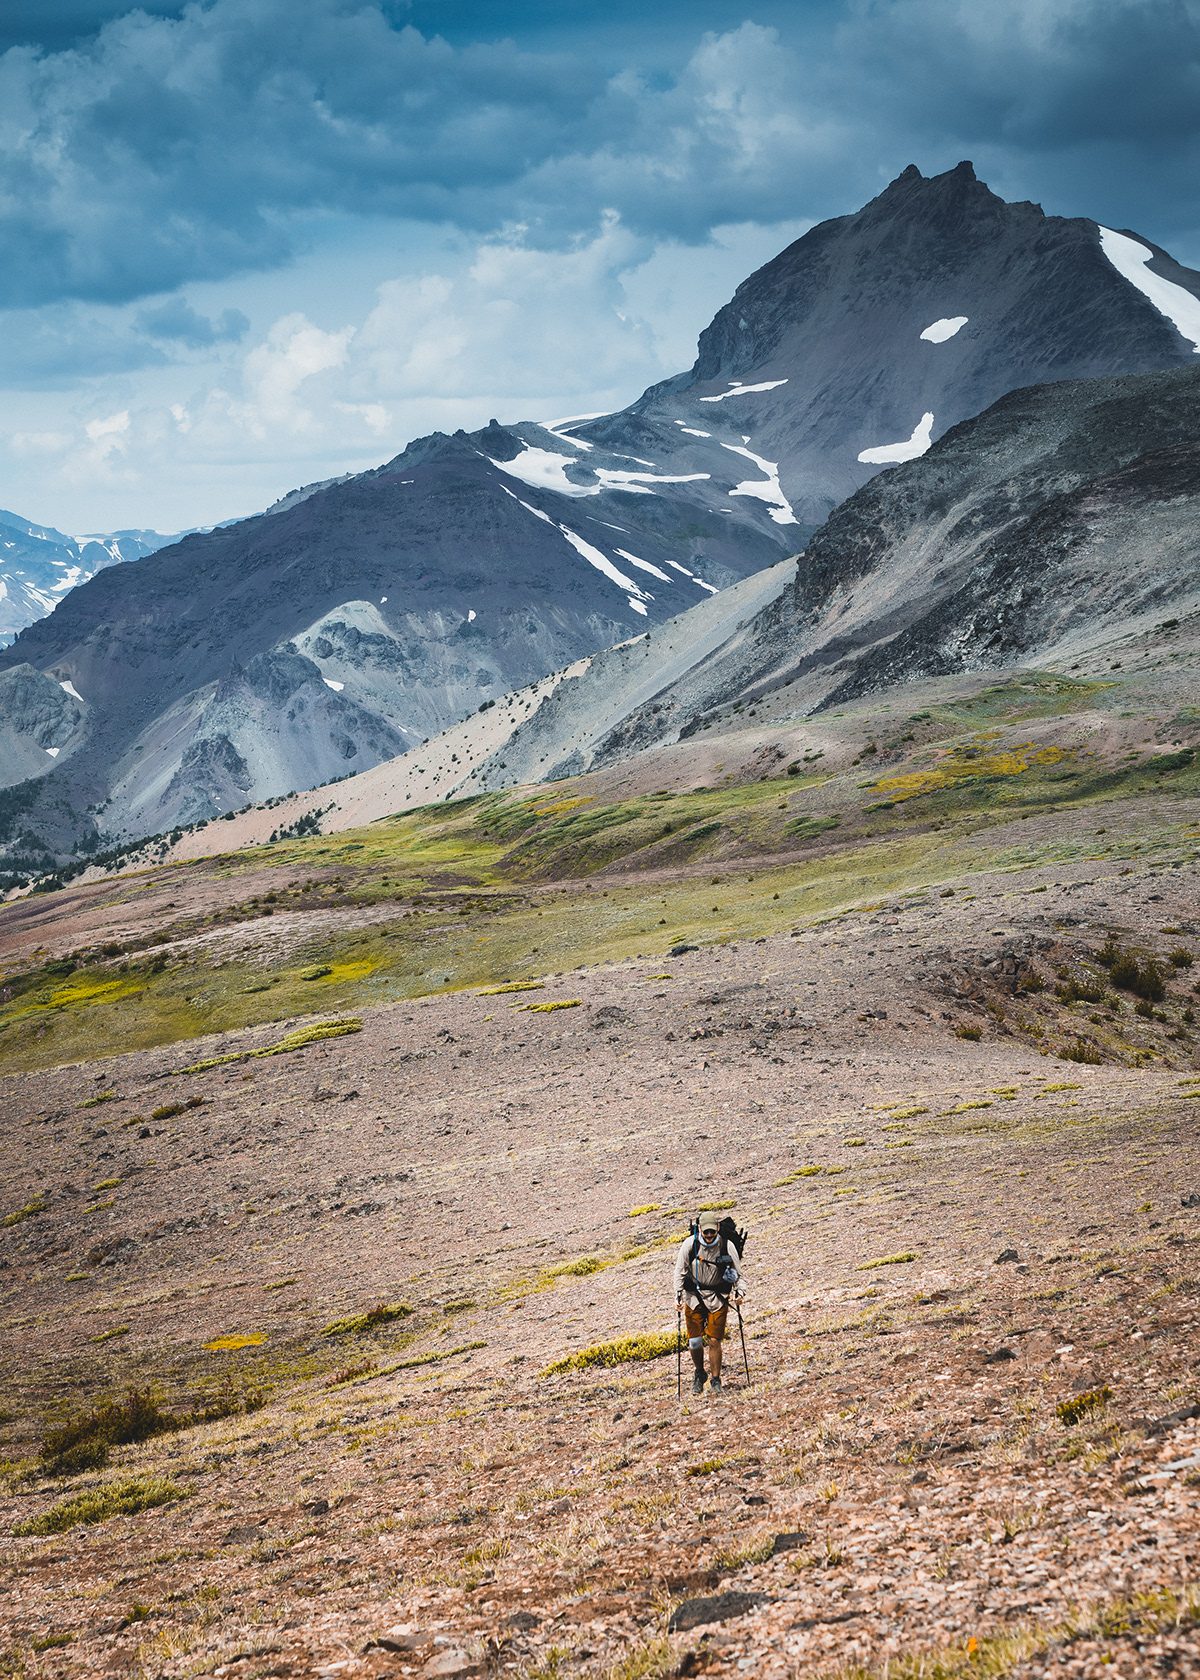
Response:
[674,1212,745,1395]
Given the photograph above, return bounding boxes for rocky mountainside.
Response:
[0,423,787,852]
[575,161,1200,530]
[4,160,1200,861]
[482,360,1200,782]
[0,510,178,642]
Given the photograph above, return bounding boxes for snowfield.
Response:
[1099,227,1200,353]
[858,411,935,464]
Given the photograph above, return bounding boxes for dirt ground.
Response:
[3,849,1200,1679]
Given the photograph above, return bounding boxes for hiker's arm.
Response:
[672,1240,690,1300]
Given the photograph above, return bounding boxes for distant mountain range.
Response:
[4,159,1200,870]
[0,512,181,643]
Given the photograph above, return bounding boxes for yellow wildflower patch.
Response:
[873,741,1072,804]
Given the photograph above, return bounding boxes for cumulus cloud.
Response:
[4,0,1200,315]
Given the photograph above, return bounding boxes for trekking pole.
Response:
[676,1303,682,1402]
[736,1299,751,1388]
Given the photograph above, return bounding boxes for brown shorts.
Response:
[684,1303,728,1344]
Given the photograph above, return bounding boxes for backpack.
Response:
[683,1215,747,1305]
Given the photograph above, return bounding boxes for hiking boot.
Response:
[709,1375,722,1394]
[691,1370,708,1396]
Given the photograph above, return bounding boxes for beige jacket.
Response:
[673,1233,746,1313]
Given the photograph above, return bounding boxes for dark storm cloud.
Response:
[3,0,1200,313]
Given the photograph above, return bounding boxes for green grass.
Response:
[6,659,1200,1076]
[320,1302,412,1337]
[856,1252,918,1270]
[546,1256,604,1278]
[543,1330,678,1375]
[14,1474,184,1535]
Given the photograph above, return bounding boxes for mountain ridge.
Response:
[4,160,1200,872]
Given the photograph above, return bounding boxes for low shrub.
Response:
[326,1360,377,1388]
[856,1252,917,1270]
[39,1384,264,1475]
[1171,947,1195,969]
[955,1024,982,1041]
[544,1330,677,1375]
[1109,950,1166,1001]
[77,1090,118,1109]
[1060,1038,1102,1064]
[177,1018,362,1075]
[1056,1385,1111,1426]
[15,1475,183,1535]
[547,1256,604,1278]
[150,1097,205,1121]
[2,1196,46,1228]
[1054,979,1108,1005]
[320,1301,412,1337]
[1018,972,1045,994]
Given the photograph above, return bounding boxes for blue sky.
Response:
[3,0,1200,532]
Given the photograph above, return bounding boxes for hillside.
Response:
[4,802,1200,1677]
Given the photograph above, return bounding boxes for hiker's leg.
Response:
[685,1305,706,1372]
[707,1307,728,1379]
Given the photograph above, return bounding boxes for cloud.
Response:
[84,408,130,454]
[11,430,73,455]
[4,0,1200,315]
[136,299,249,346]
[239,312,356,433]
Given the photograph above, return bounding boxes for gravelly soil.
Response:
[3,858,1200,1680]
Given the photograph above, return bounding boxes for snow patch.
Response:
[539,410,609,449]
[59,679,83,701]
[495,446,709,499]
[492,446,592,497]
[557,526,649,598]
[920,316,968,343]
[627,599,648,615]
[323,678,345,692]
[721,443,798,525]
[699,379,789,403]
[675,424,711,437]
[858,412,935,465]
[615,549,672,583]
[1098,226,1200,352]
[468,609,476,622]
[593,467,708,494]
[45,746,59,757]
[518,498,554,525]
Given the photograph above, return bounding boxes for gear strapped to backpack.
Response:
[682,1215,747,1310]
